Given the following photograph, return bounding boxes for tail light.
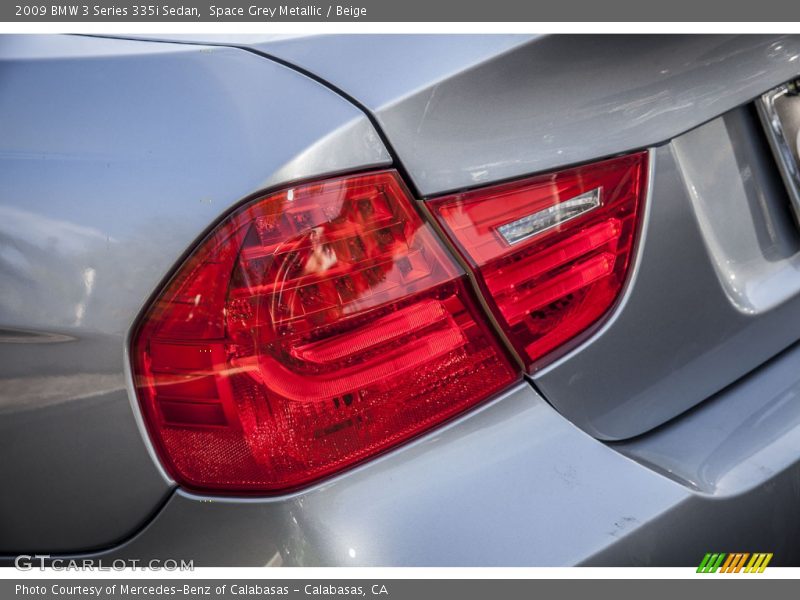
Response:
[429,152,648,370]
[132,171,517,493]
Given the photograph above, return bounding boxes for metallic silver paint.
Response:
[4,33,800,566]
[537,118,800,440]
[594,341,800,566]
[231,35,800,196]
[673,109,800,314]
[66,383,691,566]
[57,351,800,566]
[0,34,390,552]
[616,341,800,497]
[129,33,800,439]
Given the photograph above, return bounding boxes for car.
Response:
[2,33,800,567]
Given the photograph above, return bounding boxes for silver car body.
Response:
[2,33,800,565]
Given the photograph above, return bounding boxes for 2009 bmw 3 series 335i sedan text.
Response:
[2,33,800,567]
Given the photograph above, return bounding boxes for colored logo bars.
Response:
[697,553,773,573]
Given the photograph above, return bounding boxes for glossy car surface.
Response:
[2,33,800,565]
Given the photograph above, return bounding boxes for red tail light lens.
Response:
[132,171,517,493]
[430,153,648,370]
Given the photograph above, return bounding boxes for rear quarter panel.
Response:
[0,34,390,553]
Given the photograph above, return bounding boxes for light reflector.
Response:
[429,153,648,370]
[497,188,601,245]
[132,171,517,493]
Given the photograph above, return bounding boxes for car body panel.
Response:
[69,382,692,567]
[538,114,800,439]
[0,34,390,553]
[3,33,800,565]
[225,35,800,196]
[107,33,800,440]
[57,336,800,566]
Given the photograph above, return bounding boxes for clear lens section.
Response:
[497,188,601,245]
[132,171,518,493]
